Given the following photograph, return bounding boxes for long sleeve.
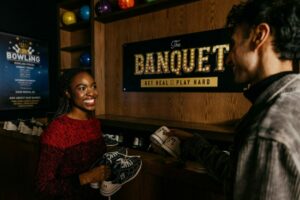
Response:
[181,136,231,182]
[36,143,81,198]
[234,137,300,200]
[36,115,106,199]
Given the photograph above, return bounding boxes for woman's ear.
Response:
[252,23,271,49]
[65,90,71,99]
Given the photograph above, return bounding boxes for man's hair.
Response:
[226,0,300,61]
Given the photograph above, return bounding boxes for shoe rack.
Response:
[58,0,92,71]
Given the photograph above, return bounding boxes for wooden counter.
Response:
[0,119,228,200]
[98,114,236,142]
[0,128,40,200]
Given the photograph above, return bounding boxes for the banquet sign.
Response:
[122,28,245,92]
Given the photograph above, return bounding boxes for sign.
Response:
[123,28,245,92]
[0,31,49,110]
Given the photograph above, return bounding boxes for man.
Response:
[172,0,300,199]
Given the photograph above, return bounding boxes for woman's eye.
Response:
[78,86,86,91]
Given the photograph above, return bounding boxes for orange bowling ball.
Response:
[118,0,135,10]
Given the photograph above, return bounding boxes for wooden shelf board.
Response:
[59,0,90,10]
[60,66,92,71]
[60,21,90,31]
[60,43,91,52]
[95,0,200,23]
[97,114,237,142]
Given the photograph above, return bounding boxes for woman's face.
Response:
[67,72,98,113]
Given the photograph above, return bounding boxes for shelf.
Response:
[59,0,90,10]
[60,21,90,31]
[60,43,91,52]
[97,114,236,142]
[60,66,92,71]
[95,0,200,23]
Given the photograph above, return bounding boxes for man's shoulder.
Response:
[257,90,300,150]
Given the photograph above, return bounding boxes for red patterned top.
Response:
[36,115,106,200]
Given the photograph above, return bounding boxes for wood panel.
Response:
[0,130,40,200]
[109,149,224,200]
[94,0,249,124]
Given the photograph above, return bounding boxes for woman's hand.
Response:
[79,165,111,185]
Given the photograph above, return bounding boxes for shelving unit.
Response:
[58,0,202,70]
[58,0,92,70]
[95,0,200,23]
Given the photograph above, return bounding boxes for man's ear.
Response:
[252,23,270,49]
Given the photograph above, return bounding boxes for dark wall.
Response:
[0,0,59,119]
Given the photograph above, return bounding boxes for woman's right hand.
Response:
[79,165,111,185]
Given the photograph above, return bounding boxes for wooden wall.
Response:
[94,0,250,124]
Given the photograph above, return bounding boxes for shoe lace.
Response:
[104,152,120,163]
[115,158,133,168]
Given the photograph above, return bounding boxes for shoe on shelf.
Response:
[17,120,25,131]
[3,121,7,130]
[4,121,18,131]
[20,120,33,135]
[103,134,119,147]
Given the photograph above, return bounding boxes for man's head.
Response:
[226,0,300,84]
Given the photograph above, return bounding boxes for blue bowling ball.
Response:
[80,52,91,66]
[79,5,90,21]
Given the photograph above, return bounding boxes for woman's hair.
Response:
[53,68,93,119]
[226,0,300,62]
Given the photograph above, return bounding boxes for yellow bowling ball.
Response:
[62,11,77,25]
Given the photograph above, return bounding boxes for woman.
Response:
[36,68,109,199]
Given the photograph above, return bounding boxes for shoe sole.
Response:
[100,155,142,196]
[100,182,122,196]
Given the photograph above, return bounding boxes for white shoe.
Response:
[20,123,32,134]
[6,121,18,131]
[150,126,170,145]
[3,121,8,130]
[18,121,25,131]
[161,136,181,158]
[37,127,44,136]
[100,181,122,197]
[90,182,100,189]
[150,126,181,158]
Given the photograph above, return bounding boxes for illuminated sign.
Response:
[123,28,245,92]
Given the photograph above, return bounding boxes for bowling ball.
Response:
[79,5,90,21]
[80,52,91,66]
[95,0,112,16]
[62,11,77,25]
[118,0,135,10]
